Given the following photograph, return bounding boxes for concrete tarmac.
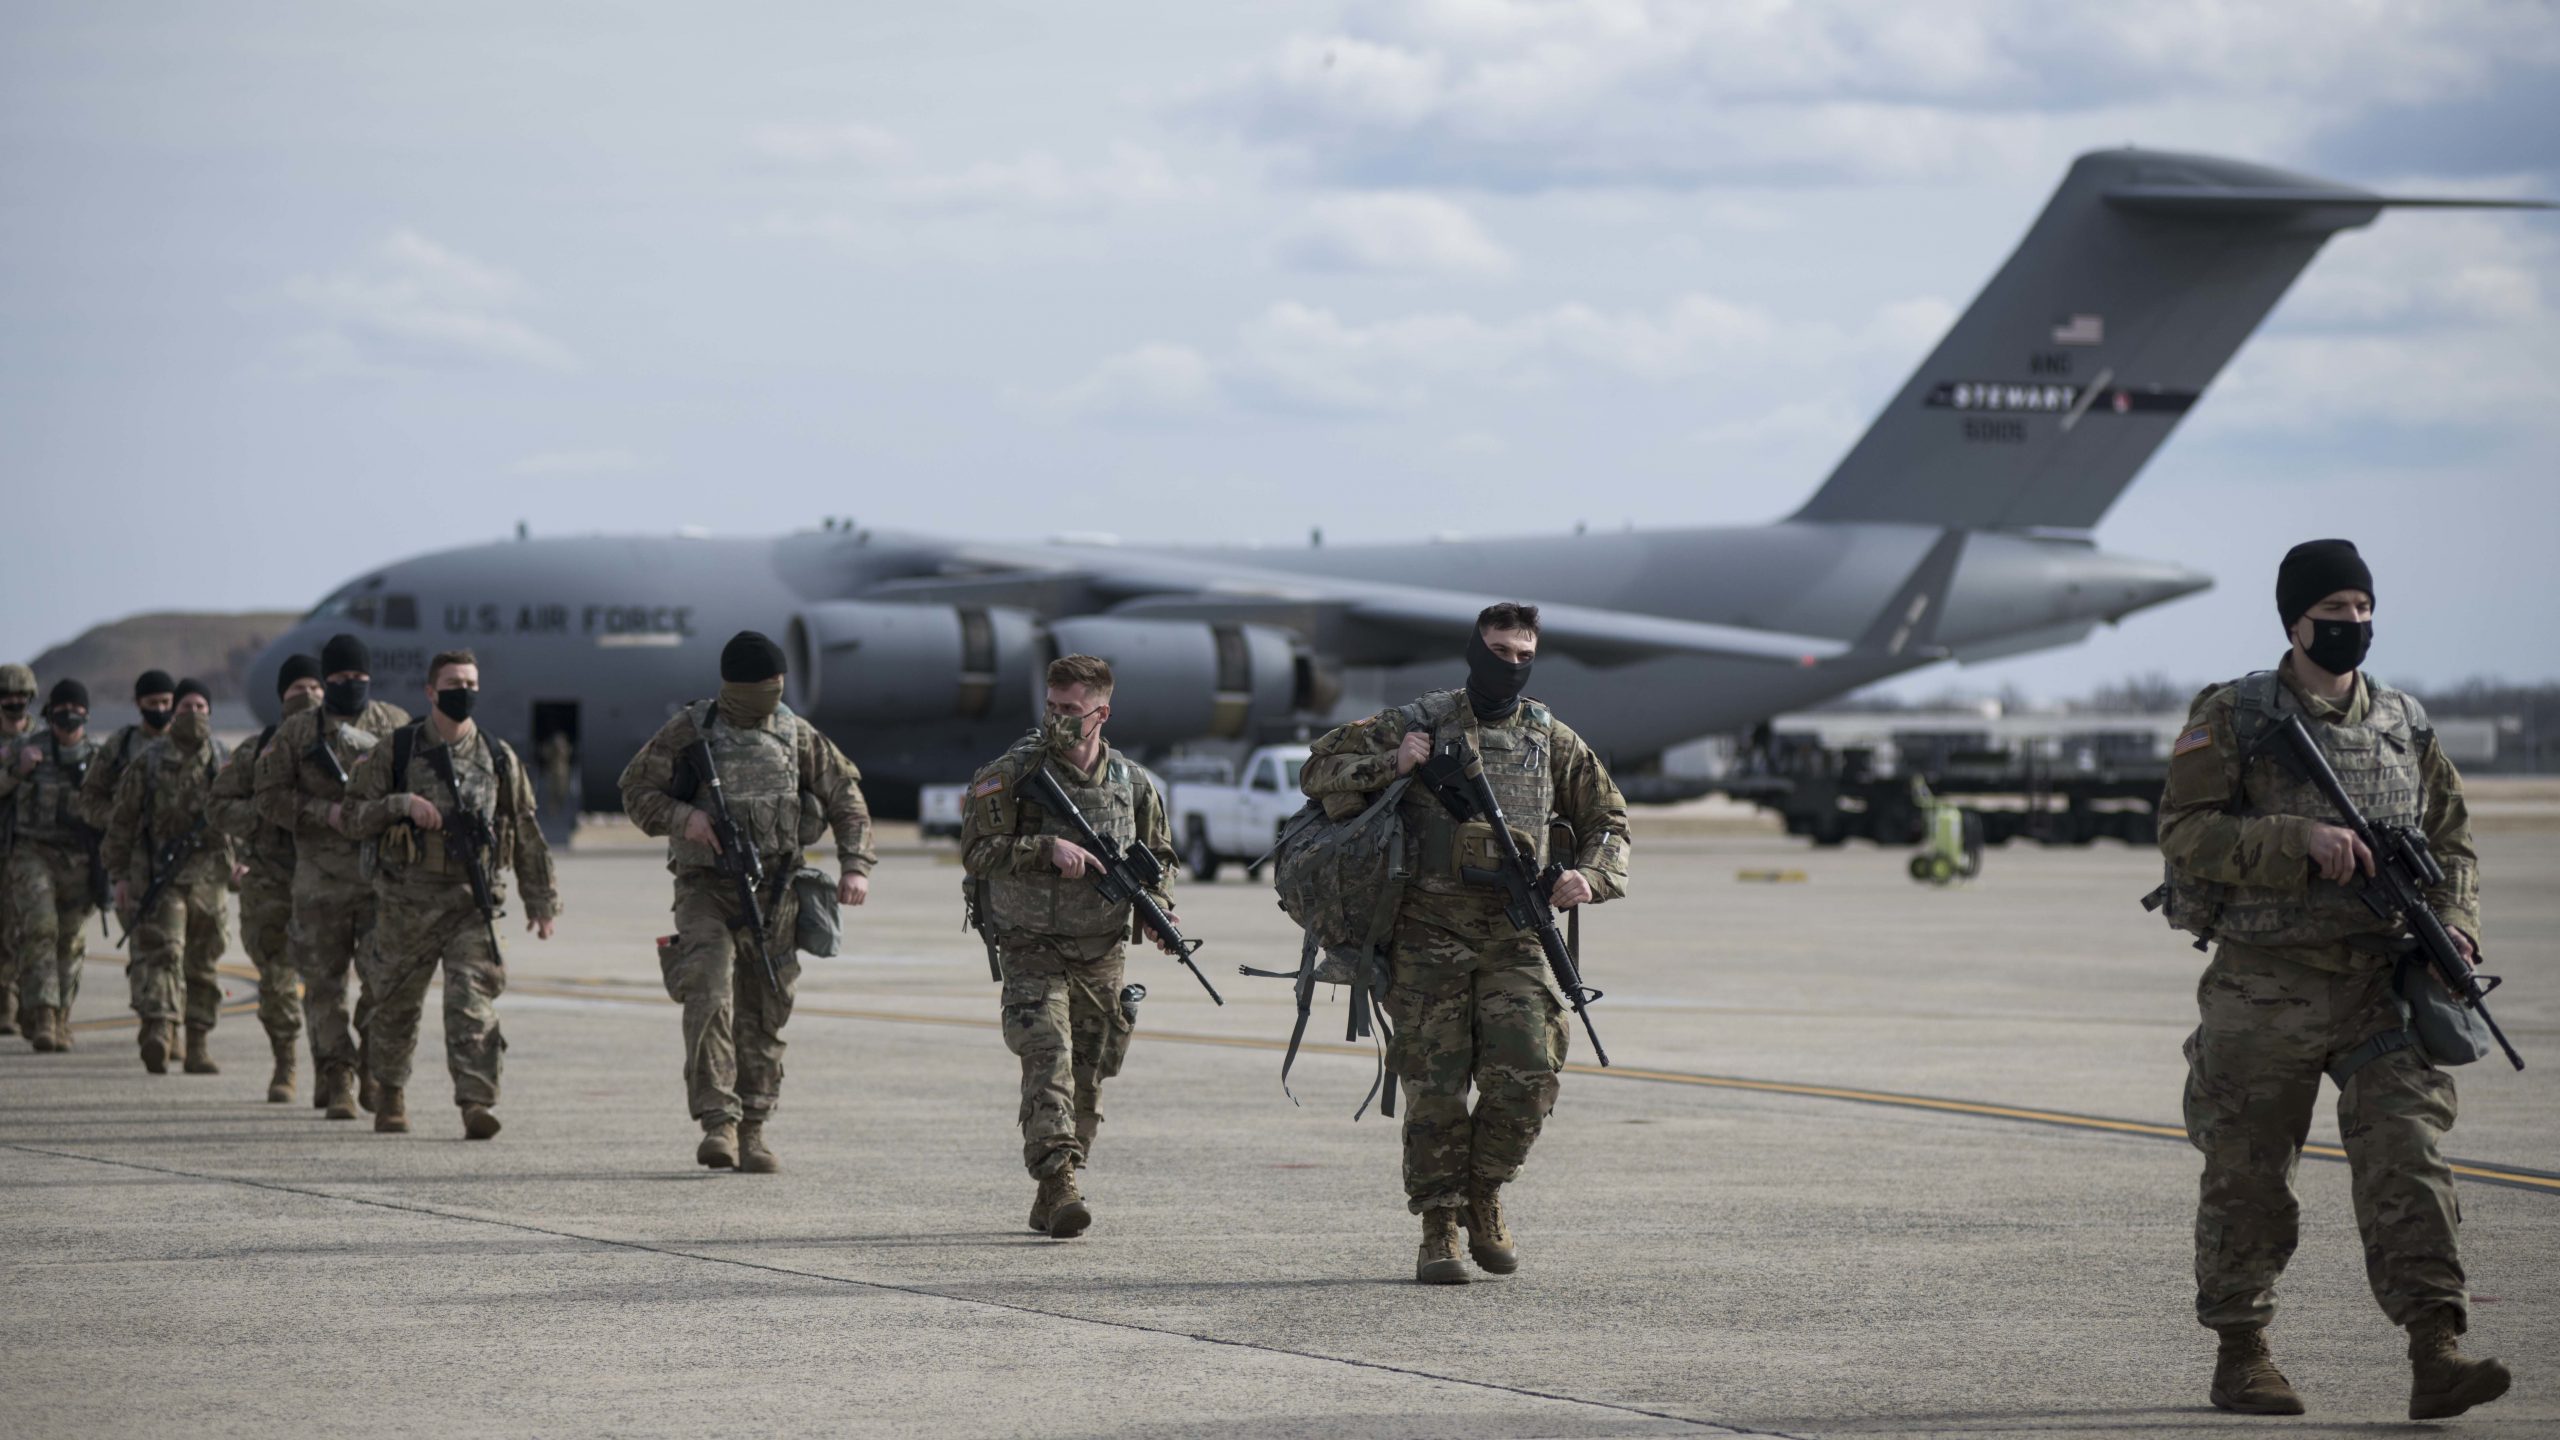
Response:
[5,824,2554,1438]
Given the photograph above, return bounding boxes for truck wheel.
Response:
[1183,821,1222,883]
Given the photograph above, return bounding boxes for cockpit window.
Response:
[303,577,412,629]
[382,595,417,630]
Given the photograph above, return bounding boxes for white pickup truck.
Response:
[1166,744,1312,881]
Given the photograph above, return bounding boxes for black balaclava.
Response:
[320,633,373,716]
[2277,539,2375,676]
[135,668,176,733]
[47,678,88,733]
[1465,628,1532,722]
[276,653,322,697]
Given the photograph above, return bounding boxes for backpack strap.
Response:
[391,720,421,792]
[2328,1027,2418,1087]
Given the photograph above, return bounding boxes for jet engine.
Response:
[1043,618,1302,746]
[788,601,1042,727]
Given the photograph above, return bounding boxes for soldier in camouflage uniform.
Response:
[0,662,36,1038]
[103,679,231,1075]
[211,654,322,1101]
[2159,540,2510,1421]
[617,631,873,1173]
[345,649,559,1139]
[961,654,1179,1240]
[1301,603,1630,1284]
[255,633,410,1119]
[76,668,177,832]
[5,680,103,1053]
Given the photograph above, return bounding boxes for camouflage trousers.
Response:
[998,940,1134,1178]
[288,864,378,1078]
[363,886,505,1109]
[1381,911,1569,1213]
[237,871,300,1047]
[2185,941,2466,1332]
[0,885,16,1032]
[8,844,95,1015]
[661,874,800,1126]
[123,872,227,1029]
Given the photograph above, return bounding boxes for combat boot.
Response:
[737,1120,779,1173]
[184,1024,219,1074]
[697,1120,739,1169]
[373,1085,408,1133]
[1042,1166,1092,1239]
[358,1071,380,1116]
[0,989,17,1036]
[139,1018,171,1074]
[1416,1207,1471,1285]
[27,1007,59,1053]
[2209,1326,2304,1415]
[266,1041,297,1104]
[461,1106,501,1140]
[319,1065,359,1121]
[1464,1181,1518,1274]
[2408,1313,2510,1420]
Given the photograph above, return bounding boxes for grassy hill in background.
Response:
[26,612,302,704]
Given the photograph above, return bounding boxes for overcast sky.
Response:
[5,1,2555,701]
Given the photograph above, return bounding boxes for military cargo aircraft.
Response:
[250,149,2546,814]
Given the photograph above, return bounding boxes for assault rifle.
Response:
[61,749,112,931]
[1417,735,1610,1067]
[961,875,1002,982]
[2269,713,2522,1070]
[421,741,506,960]
[684,736,781,994]
[1022,763,1221,1004]
[117,819,210,948]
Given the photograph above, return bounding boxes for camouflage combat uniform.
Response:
[210,726,301,1053]
[1302,689,1630,1215]
[346,720,557,1115]
[4,731,104,1029]
[102,734,232,1035]
[0,703,33,1036]
[961,734,1169,1178]
[75,723,161,833]
[2160,654,2478,1334]
[255,698,411,1095]
[618,700,872,1130]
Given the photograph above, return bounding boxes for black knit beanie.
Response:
[321,634,371,675]
[134,669,176,699]
[2277,539,2373,626]
[276,654,323,696]
[720,631,788,683]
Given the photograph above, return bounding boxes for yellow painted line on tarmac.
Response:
[498,976,2560,1198]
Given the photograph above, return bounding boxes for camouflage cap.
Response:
[0,662,34,697]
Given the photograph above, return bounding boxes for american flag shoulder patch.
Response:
[971,776,1005,798]
[2172,726,2213,757]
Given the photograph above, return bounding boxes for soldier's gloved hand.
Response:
[1550,869,1594,909]
[113,879,129,910]
[1152,912,1184,955]
[404,794,443,831]
[2306,823,2374,884]
[526,915,556,940]
[839,872,869,907]
[682,808,721,853]
[12,745,35,775]
[231,862,249,885]
[1051,838,1099,879]
[1394,731,1431,776]
[326,801,345,834]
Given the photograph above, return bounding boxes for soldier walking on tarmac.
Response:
[1299,603,1630,1284]
[960,654,1182,1239]
[210,655,323,1101]
[344,649,558,1140]
[617,631,873,1173]
[102,678,232,1075]
[2158,539,2510,1421]
[254,633,410,1119]
[4,680,100,1053]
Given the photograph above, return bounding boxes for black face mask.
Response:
[0,699,25,717]
[138,705,173,733]
[435,687,478,723]
[1465,629,1533,721]
[323,678,370,717]
[49,709,84,734]
[2303,618,2373,676]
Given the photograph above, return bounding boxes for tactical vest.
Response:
[981,739,1143,944]
[1396,689,1558,900]
[667,700,803,880]
[16,732,100,848]
[135,732,227,881]
[380,722,521,883]
[2166,670,2429,948]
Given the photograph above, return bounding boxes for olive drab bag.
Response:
[1249,773,1414,1117]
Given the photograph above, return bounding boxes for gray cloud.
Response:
[279,231,577,375]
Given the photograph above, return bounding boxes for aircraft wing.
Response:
[862,551,1847,667]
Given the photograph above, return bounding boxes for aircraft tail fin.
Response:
[1791,149,2550,533]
